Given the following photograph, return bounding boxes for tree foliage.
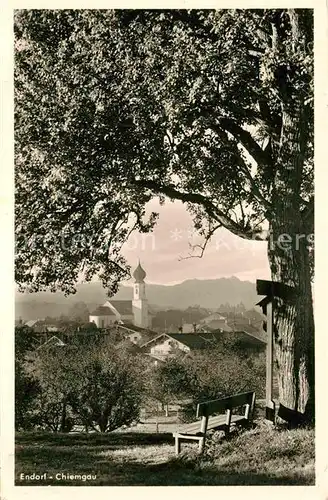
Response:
[185,347,266,401]
[15,9,313,292]
[68,348,143,432]
[15,327,41,430]
[68,301,90,322]
[28,345,143,432]
[148,356,198,406]
[149,346,266,421]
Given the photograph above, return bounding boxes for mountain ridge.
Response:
[15,276,259,320]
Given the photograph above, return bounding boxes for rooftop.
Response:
[90,306,116,317]
[110,300,133,315]
[90,300,134,316]
[141,333,210,350]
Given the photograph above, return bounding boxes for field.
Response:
[15,418,315,486]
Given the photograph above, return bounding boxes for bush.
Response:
[15,361,40,430]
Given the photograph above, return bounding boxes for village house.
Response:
[140,332,214,360]
[198,312,232,333]
[24,319,59,333]
[115,323,157,345]
[36,335,66,350]
[181,323,197,333]
[197,321,232,333]
[181,313,233,334]
[141,328,266,361]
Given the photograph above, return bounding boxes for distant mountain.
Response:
[15,277,258,321]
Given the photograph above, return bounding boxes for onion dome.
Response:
[133,262,146,283]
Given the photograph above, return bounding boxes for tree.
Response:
[14,10,314,420]
[15,327,40,430]
[68,301,90,322]
[28,346,80,431]
[185,347,266,402]
[30,345,143,432]
[147,346,266,422]
[68,347,143,432]
[148,356,198,411]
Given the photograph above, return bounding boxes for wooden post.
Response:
[156,405,159,433]
[198,415,209,452]
[175,436,181,455]
[225,408,232,437]
[266,300,275,422]
[244,393,256,424]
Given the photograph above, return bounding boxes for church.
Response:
[89,262,151,329]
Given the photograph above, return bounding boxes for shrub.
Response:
[15,361,40,430]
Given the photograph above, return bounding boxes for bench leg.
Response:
[198,436,206,453]
[198,415,208,453]
[175,436,181,455]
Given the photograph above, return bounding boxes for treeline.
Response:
[152,306,210,330]
[16,327,266,433]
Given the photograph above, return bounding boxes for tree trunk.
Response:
[267,11,314,421]
[268,212,314,423]
[59,399,67,432]
[98,415,108,433]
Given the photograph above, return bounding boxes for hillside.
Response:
[15,276,259,321]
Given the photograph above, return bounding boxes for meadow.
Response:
[15,418,314,486]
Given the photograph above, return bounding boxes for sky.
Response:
[121,199,270,285]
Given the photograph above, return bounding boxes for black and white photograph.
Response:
[4,6,321,490]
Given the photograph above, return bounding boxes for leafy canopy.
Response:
[15,9,313,294]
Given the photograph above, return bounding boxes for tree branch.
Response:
[208,123,272,209]
[135,179,268,241]
[215,118,273,169]
[179,223,222,260]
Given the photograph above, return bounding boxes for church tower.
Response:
[132,261,149,328]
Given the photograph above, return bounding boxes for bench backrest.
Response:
[196,391,255,418]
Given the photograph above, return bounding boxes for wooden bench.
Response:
[173,391,256,455]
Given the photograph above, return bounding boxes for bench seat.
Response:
[175,413,246,436]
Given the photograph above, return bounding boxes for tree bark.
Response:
[268,96,314,421]
[267,6,314,420]
[268,232,314,422]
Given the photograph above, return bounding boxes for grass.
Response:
[15,419,315,486]
[201,419,315,484]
